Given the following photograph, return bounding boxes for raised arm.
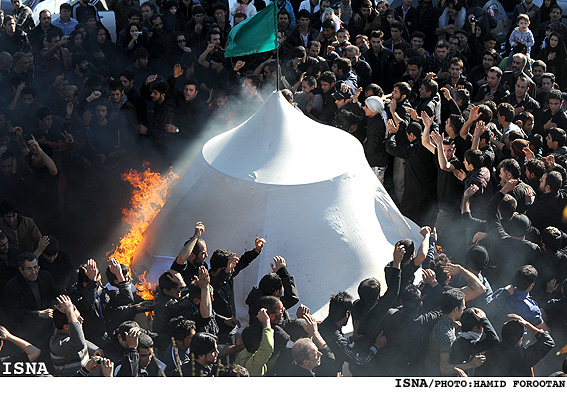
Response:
[198,43,216,68]
[0,325,41,361]
[414,226,432,266]
[431,129,456,172]
[271,256,300,309]
[29,135,58,175]
[460,106,480,140]
[421,111,436,154]
[444,263,486,301]
[196,266,212,319]
[174,222,204,265]
[470,120,485,151]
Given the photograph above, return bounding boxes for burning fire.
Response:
[109,162,179,300]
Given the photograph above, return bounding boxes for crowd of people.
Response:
[0,0,566,379]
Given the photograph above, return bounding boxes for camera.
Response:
[470,16,480,23]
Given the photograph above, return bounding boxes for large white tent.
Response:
[133,91,422,324]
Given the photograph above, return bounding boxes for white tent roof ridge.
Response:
[202,91,366,185]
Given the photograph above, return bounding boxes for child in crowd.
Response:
[509,14,534,57]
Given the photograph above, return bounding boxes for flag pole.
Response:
[275,2,280,92]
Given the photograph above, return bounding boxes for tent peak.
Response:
[201,91,365,185]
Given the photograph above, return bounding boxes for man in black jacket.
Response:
[528,170,567,233]
[3,252,61,346]
[209,237,265,344]
[245,255,299,322]
[319,291,388,376]
[477,313,554,376]
[386,119,437,226]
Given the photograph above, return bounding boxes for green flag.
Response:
[224,1,278,58]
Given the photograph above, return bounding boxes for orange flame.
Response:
[135,271,156,301]
[109,162,179,300]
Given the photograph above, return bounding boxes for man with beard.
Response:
[167,70,207,139]
[473,66,509,105]
[140,76,177,150]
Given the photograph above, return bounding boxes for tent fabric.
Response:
[133,92,422,324]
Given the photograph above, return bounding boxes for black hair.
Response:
[357,278,381,304]
[43,236,59,257]
[430,253,450,286]
[257,295,282,315]
[464,244,489,272]
[512,265,537,291]
[497,102,515,122]
[525,158,545,179]
[439,288,465,314]
[549,128,567,147]
[498,158,521,179]
[109,80,124,92]
[190,332,217,357]
[53,308,70,330]
[209,249,233,271]
[541,226,563,252]
[187,281,202,302]
[321,19,335,30]
[139,332,154,349]
[169,316,196,341]
[396,239,415,265]
[501,319,524,346]
[158,272,177,293]
[17,252,36,268]
[258,273,283,295]
[545,171,563,193]
[334,57,352,74]
[393,82,411,99]
[421,78,438,96]
[400,284,422,312]
[498,194,517,221]
[460,308,483,332]
[151,81,169,94]
[464,149,484,169]
[241,323,263,353]
[120,69,135,82]
[133,47,149,60]
[328,291,353,322]
[297,9,310,19]
[448,114,464,132]
[117,320,140,341]
[105,263,129,284]
[320,70,336,84]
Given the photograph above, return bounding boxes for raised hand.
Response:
[296,304,310,320]
[108,258,125,282]
[393,243,405,266]
[255,237,266,253]
[125,326,141,348]
[225,253,239,274]
[194,221,205,236]
[84,259,98,281]
[196,265,210,287]
[54,294,74,315]
[270,256,286,272]
[173,64,184,78]
[257,308,270,328]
